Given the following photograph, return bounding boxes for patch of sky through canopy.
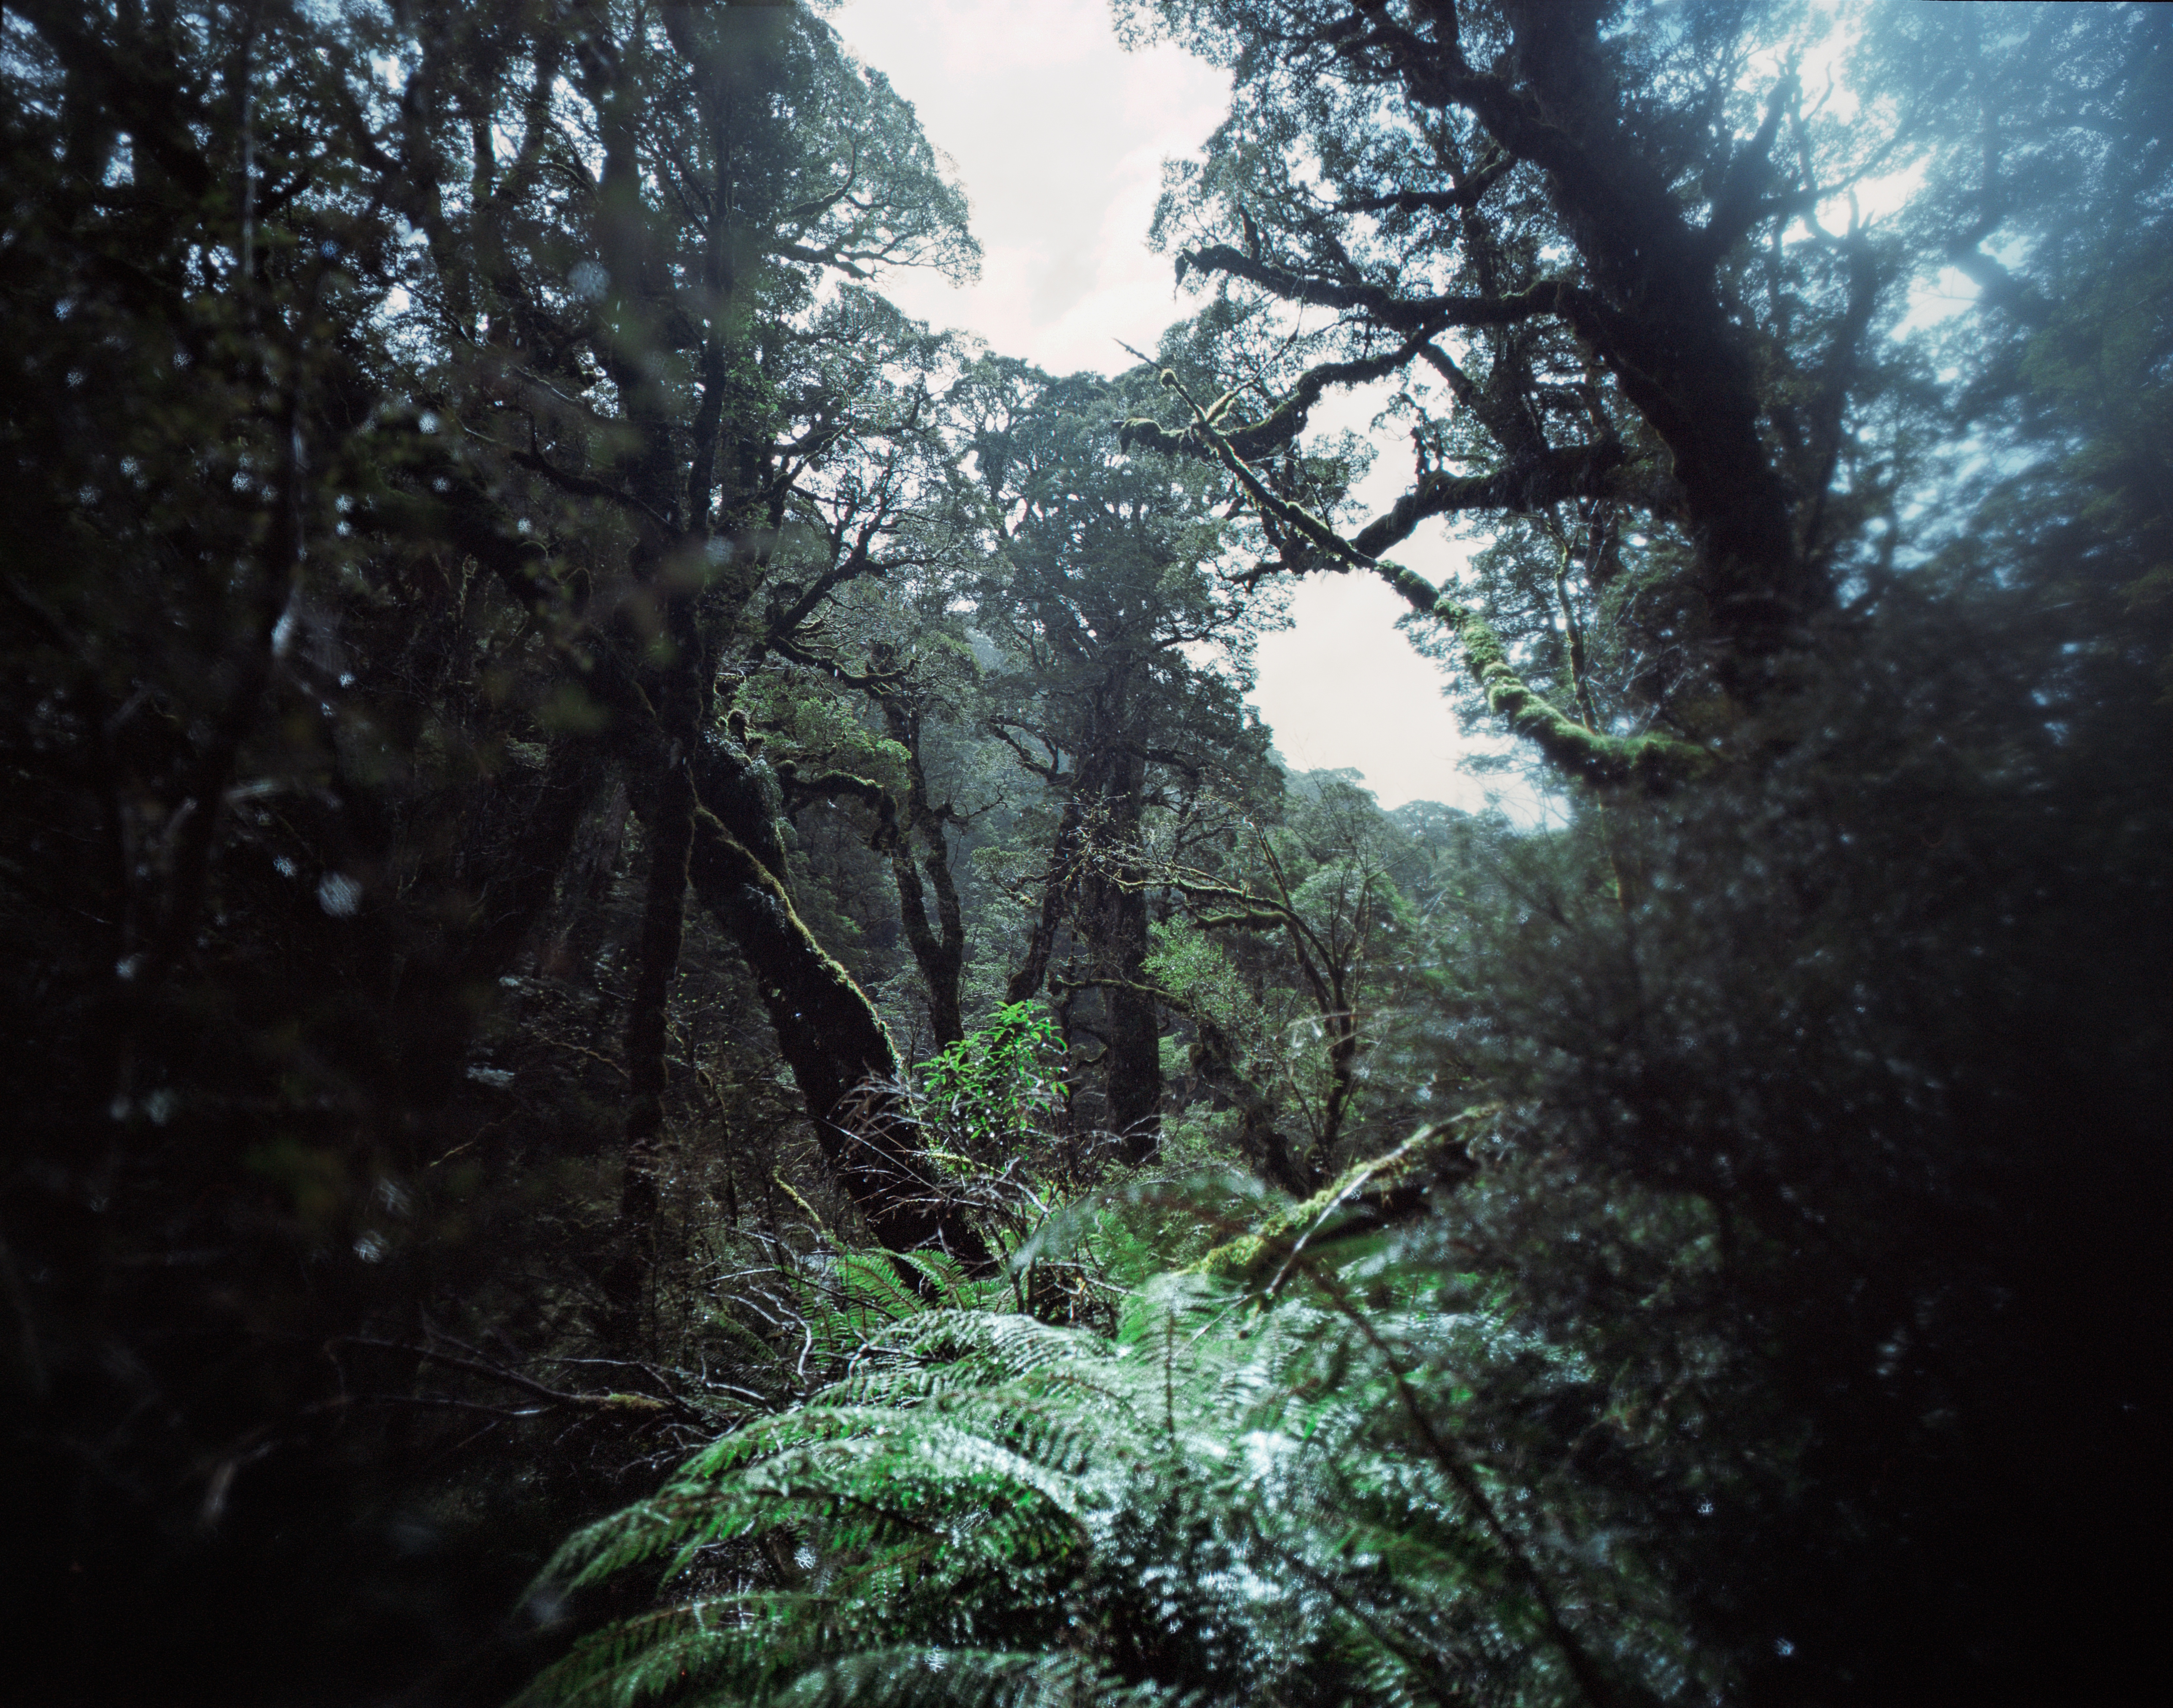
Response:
[834,0,1539,816]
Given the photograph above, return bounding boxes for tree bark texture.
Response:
[685,791,990,1266]
[1082,755,1161,1162]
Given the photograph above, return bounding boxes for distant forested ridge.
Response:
[1,3,2164,1705]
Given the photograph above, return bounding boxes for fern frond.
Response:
[514,1593,815,1708]
[538,1492,725,1595]
[1010,1167,1283,1275]
[764,1648,1154,1708]
[886,1247,977,1302]
[867,1308,1105,1381]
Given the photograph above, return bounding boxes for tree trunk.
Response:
[606,727,696,1343]
[879,693,966,1049]
[1006,791,1084,1004]
[1187,1011,1308,1197]
[391,735,608,1107]
[1081,755,1161,1163]
[1440,0,1826,665]
[685,792,989,1266]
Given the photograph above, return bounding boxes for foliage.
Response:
[517,1172,1704,1708]
[2,1,2165,1703]
[919,1002,1069,1166]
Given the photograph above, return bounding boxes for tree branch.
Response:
[1177,241,1594,338]
[1134,366,1703,790]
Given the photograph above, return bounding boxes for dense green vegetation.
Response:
[1,3,2164,1704]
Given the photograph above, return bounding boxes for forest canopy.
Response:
[0,3,2165,1706]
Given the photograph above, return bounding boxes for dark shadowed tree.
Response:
[954,358,1278,1161]
[1110,3,2173,1701]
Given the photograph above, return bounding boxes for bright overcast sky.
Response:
[834,0,1537,816]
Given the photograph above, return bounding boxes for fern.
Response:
[520,1177,1709,1708]
[771,1650,1164,1708]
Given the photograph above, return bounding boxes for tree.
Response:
[381,0,992,1291]
[1107,4,2173,1701]
[1147,771,1442,1194]
[740,326,994,1054]
[956,358,1279,1162]
[0,5,585,1697]
[1111,0,1928,777]
[6,3,2166,1703]
[0,1,995,1694]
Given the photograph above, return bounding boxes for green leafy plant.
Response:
[918,1001,1067,1166]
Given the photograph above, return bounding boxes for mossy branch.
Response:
[1118,328,1441,461]
[1128,364,1707,791]
[1192,1121,1478,1287]
[777,763,902,850]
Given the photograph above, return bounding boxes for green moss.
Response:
[1192,1121,1473,1286]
